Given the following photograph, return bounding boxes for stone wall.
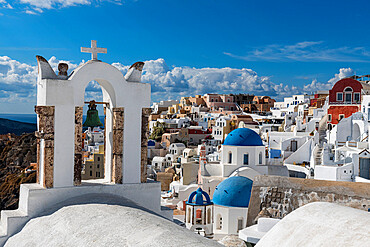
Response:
[156,172,174,191]
[141,108,151,183]
[247,175,370,226]
[74,107,83,186]
[35,106,55,188]
[112,107,124,183]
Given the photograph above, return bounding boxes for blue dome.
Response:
[212,176,253,207]
[148,140,155,147]
[223,128,263,146]
[186,187,213,206]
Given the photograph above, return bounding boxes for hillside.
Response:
[0,133,37,211]
[0,118,37,136]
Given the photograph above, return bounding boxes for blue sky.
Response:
[0,0,370,113]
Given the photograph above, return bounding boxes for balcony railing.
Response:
[329,101,360,105]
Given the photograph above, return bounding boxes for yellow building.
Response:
[82,145,105,180]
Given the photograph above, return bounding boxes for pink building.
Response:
[203,94,237,112]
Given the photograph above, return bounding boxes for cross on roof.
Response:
[81,40,107,61]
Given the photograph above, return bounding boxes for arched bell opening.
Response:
[74,79,119,185]
[81,81,106,182]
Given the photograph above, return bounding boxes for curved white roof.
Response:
[6,204,222,247]
[256,202,370,247]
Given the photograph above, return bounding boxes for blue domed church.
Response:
[185,187,214,236]
[212,176,253,236]
[221,128,266,177]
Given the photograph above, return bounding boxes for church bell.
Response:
[83,101,104,128]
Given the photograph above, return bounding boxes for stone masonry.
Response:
[247,175,370,226]
[112,107,124,183]
[141,108,151,183]
[35,106,55,188]
[74,107,83,185]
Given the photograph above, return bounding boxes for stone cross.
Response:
[81,40,107,61]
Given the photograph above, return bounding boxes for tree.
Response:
[149,123,165,142]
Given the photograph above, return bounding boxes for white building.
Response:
[84,127,104,146]
[212,176,253,236]
[151,100,179,114]
[151,156,171,172]
[212,116,231,142]
[271,94,312,118]
[168,143,186,157]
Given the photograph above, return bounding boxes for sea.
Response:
[0,114,106,127]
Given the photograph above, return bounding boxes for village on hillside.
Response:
[79,73,370,244]
[0,42,369,247]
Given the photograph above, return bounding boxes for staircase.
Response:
[318,114,328,143]
[314,115,328,166]
[314,145,323,166]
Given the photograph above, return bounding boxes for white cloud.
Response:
[17,0,123,14]
[25,10,37,14]
[1,3,13,9]
[0,56,355,105]
[0,56,38,103]
[0,0,13,9]
[112,59,351,102]
[20,0,90,9]
[303,68,354,94]
[225,41,370,63]
[1,0,124,15]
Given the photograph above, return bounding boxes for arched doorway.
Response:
[352,123,361,141]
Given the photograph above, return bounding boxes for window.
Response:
[344,87,353,92]
[345,93,352,103]
[337,93,343,101]
[187,208,192,223]
[97,164,99,169]
[259,152,263,164]
[196,209,202,224]
[97,157,100,161]
[328,114,332,122]
[354,93,360,102]
[207,208,212,224]
[243,154,249,165]
[90,170,92,176]
[339,114,345,121]
[216,214,222,230]
[237,218,244,232]
[228,152,232,164]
